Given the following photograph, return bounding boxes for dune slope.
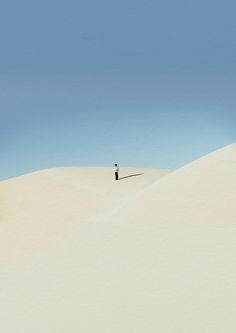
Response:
[1,145,236,333]
[0,167,170,267]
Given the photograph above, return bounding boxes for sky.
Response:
[0,0,236,179]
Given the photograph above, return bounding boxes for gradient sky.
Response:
[0,0,236,179]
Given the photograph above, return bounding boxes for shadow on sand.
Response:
[118,173,144,180]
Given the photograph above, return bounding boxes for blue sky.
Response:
[0,0,236,179]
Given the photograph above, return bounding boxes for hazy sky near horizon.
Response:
[0,0,236,179]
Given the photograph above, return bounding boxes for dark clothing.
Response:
[115,172,119,180]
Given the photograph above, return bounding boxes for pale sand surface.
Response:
[0,145,236,332]
[0,167,169,267]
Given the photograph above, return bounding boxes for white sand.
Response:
[0,167,169,267]
[0,145,236,332]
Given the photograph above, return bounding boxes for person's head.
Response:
[115,163,117,166]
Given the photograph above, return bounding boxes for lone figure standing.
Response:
[115,163,119,180]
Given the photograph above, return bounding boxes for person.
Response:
[115,163,119,180]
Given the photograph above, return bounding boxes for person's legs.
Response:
[115,172,118,180]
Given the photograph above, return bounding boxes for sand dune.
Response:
[0,167,170,267]
[1,145,236,332]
